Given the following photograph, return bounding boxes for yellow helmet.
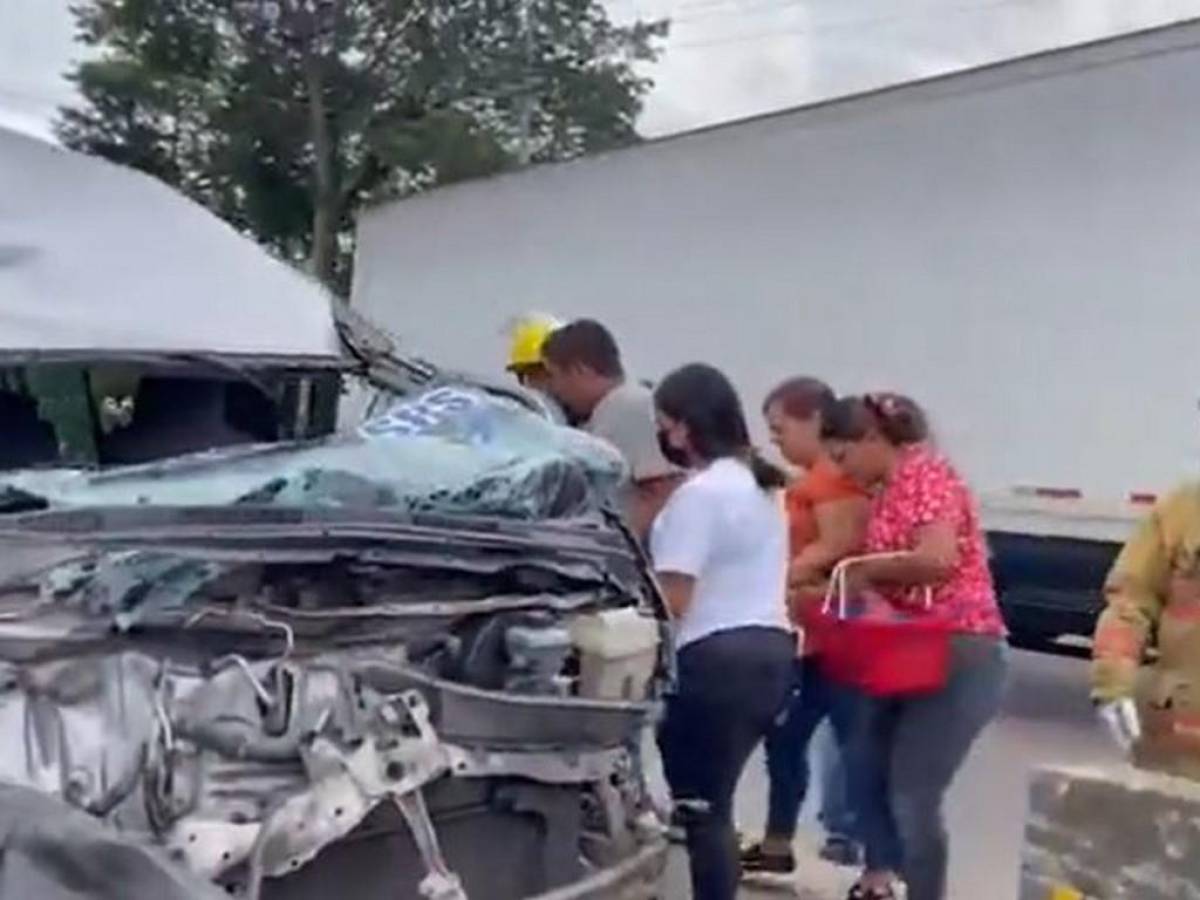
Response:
[506,313,562,371]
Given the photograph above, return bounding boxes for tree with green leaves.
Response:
[59,0,666,293]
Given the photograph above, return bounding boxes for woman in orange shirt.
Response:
[740,378,869,877]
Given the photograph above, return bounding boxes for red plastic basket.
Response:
[813,555,953,697]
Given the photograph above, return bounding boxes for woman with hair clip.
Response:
[650,363,794,900]
[822,393,1008,900]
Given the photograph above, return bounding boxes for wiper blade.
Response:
[332,302,438,386]
[0,486,48,514]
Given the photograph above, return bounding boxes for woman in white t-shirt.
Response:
[650,363,794,900]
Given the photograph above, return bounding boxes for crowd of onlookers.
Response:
[506,315,1009,900]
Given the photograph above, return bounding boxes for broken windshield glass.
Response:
[0,385,628,522]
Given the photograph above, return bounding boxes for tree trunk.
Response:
[305,58,338,292]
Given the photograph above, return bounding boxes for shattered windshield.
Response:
[1,384,627,522]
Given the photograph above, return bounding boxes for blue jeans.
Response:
[848,635,1007,900]
[763,656,859,840]
[812,721,854,837]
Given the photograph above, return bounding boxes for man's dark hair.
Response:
[541,319,624,379]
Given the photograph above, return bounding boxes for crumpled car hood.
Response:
[0,503,653,638]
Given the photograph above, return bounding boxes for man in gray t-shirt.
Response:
[541,320,680,536]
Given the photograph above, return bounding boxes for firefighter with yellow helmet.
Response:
[506,314,561,392]
[505,313,570,424]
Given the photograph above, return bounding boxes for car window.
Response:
[0,364,340,471]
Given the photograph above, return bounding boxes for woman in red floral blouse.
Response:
[822,394,1007,900]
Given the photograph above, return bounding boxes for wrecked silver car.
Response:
[0,375,671,900]
[0,127,669,899]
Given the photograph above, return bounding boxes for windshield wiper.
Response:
[0,486,48,514]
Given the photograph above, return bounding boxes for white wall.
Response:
[354,22,1200,502]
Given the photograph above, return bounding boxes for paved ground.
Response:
[662,647,1119,899]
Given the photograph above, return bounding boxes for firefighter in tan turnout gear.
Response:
[1092,482,1200,779]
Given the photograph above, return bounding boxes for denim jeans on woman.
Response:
[659,626,793,900]
[812,719,854,839]
[763,655,859,841]
[847,634,1007,900]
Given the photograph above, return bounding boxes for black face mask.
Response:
[657,429,690,468]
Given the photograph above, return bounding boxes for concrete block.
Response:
[1020,764,1200,900]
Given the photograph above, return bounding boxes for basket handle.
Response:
[822,552,934,620]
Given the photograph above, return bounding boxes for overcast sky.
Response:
[4,0,1200,142]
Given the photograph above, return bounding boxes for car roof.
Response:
[0,127,341,362]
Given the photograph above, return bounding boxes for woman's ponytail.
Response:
[747,448,787,491]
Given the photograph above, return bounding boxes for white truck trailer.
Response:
[352,19,1200,643]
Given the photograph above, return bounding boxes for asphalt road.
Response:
[662,648,1119,900]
